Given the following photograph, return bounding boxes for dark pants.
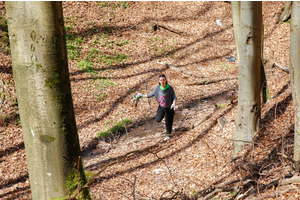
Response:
[155,106,174,135]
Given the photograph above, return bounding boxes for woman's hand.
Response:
[171,102,176,110]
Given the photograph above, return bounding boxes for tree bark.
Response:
[231,1,241,62]
[6,2,90,199]
[290,1,300,171]
[233,2,262,156]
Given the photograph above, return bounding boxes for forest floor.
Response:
[1,1,299,200]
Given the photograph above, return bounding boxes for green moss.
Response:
[40,135,56,143]
[217,103,228,109]
[65,164,91,199]
[45,73,60,89]
[0,14,10,54]
[97,118,131,138]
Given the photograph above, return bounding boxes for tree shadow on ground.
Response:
[69,24,234,77]
[72,1,216,39]
[72,24,235,129]
[0,173,29,199]
[0,142,24,162]
[80,86,238,157]
[0,185,30,200]
[83,95,236,172]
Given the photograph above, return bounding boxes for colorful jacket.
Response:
[147,84,177,108]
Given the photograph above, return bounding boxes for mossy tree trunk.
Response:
[6,2,90,199]
[290,1,300,172]
[232,1,262,156]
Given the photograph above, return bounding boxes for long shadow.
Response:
[273,81,290,99]
[72,1,215,38]
[76,66,168,130]
[0,186,31,200]
[0,173,29,190]
[70,47,235,84]
[84,94,236,176]
[0,142,24,161]
[261,92,292,123]
[69,24,233,77]
[81,85,238,157]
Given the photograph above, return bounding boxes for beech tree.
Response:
[232,1,262,156]
[6,2,90,199]
[290,1,300,172]
[231,1,241,62]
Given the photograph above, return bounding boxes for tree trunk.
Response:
[290,1,300,172]
[232,2,262,156]
[231,1,241,62]
[261,23,271,103]
[6,2,90,199]
[281,1,292,22]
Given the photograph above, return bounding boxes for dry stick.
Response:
[244,188,290,200]
[153,22,194,37]
[101,185,131,200]
[118,175,137,200]
[202,138,218,169]
[265,57,289,73]
[203,188,235,200]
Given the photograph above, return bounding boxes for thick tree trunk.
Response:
[6,2,90,199]
[290,1,300,172]
[232,2,262,156]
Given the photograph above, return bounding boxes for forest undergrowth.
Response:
[1,1,299,200]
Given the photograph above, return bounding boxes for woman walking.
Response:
[137,74,177,138]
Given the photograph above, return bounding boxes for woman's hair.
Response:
[158,74,168,85]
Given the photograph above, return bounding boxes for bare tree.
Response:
[290,1,300,172]
[6,2,90,199]
[232,1,262,156]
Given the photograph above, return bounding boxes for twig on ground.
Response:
[153,22,194,37]
[119,175,137,200]
[101,185,131,199]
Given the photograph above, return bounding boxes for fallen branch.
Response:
[203,188,235,200]
[153,22,193,37]
[265,57,289,73]
[157,61,204,78]
[187,76,238,86]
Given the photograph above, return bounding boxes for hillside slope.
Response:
[1,1,297,199]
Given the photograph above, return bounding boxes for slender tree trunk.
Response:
[233,1,262,156]
[281,1,292,22]
[261,23,271,103]
[6,2,90,199]
[231,1,241,62]
[290,1,300,172]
